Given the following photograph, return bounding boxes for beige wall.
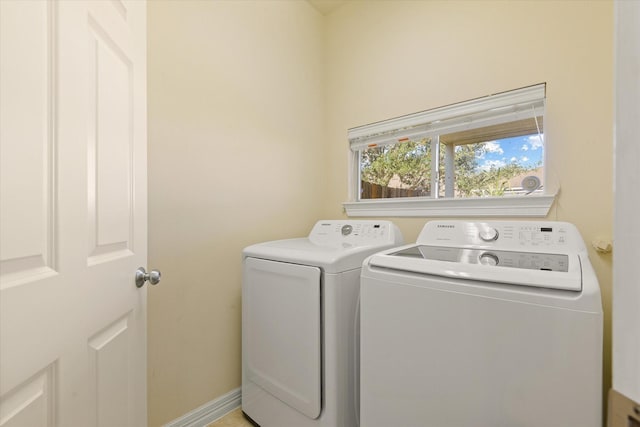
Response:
[324,0,614,411]
[148,0,615,424]
[147,1,325,425]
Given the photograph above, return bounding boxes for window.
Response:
[345,84,555,217]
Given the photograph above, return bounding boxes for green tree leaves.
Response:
[361,139,533,198]
[361,139,432,190]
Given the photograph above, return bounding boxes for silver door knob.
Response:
[135,267,161,288]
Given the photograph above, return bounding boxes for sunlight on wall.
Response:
[147,1,325,424]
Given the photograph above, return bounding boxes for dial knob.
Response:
[479,252,499,266]
[479,228,499,242]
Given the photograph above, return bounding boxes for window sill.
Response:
[343,193,556,218]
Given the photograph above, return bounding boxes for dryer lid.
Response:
[243,220,404,273]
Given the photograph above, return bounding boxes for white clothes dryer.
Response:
[360,220,603,427]
[242,220,403,427]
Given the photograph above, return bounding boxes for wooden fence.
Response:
[361,181,426,199]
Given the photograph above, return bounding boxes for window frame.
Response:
[344,84,556,217]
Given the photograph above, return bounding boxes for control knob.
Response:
[479,252,499,266]
[479,228,499,242]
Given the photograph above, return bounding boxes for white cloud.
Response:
[480,159,506,171]
[484,141,504,154]
[528,135,544,150]
[510,157,518,162]
[521,144,529,151]
[521,156,529,162]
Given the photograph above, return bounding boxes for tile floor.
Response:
[207,408,254,427]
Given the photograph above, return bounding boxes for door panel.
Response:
[243,258,322,419]
[88,314,132,427]
[0,366,55,427]
[87,14,134,264]
[0,1,147,426]
[0,0,56,286]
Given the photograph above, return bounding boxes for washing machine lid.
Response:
[367,220,590,291]
[243,220,404,273]
[368,244,582,291]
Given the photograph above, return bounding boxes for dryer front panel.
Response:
[243,257,321,419]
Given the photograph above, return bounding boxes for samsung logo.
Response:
[437,225,455,228]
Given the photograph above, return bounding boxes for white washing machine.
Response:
[242,220,403,427]
[360,220,603,427]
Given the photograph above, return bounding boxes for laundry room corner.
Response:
[2,0,629,426]
[323,0,614,414]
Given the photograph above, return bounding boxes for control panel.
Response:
[309,220,401,248]
[417,221,585,253]
[391,245,570,272]
[373,220,586,291]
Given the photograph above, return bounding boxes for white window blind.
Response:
[348,84,545,151]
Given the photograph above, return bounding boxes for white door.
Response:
[0,1,148,426]
[613,0,640,404]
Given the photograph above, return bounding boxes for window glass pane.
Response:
[352,85,546,203]
[451,133,544,197]
[360,138,432,199]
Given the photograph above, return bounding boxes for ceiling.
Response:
[307,0,348,16]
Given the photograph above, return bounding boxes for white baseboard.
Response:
[164,387,241,427]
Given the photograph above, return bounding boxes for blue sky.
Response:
[475,134,544,171]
